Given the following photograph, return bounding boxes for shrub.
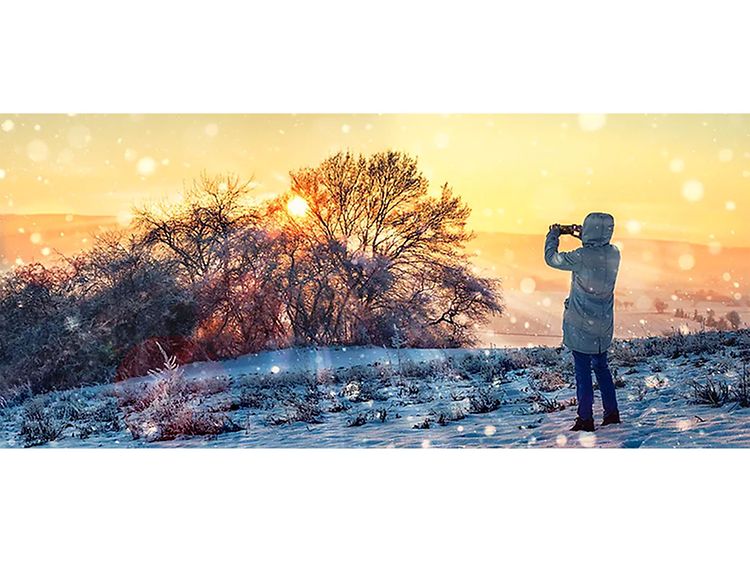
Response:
[19,398,66,447]
[689,376,730,407]
[731,365,750,408]
[120,354,240,441]
[524,391,566,414]
[430,405,466,426]
[412,418,431,429]
[346,412,368,427]
[267,392,323,425]
[468,386,502,414]
[533,370,567,392]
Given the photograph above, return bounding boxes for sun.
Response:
[286,195,309,217]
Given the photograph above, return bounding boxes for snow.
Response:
[682,179,704,202]
[2,331,750,448]
[26,139,49,162]
[136,157,157,176]
[577,113,606,132]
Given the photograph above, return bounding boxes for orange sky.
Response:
[1,114,749,246]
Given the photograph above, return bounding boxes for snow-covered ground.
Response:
[3,330,750,448]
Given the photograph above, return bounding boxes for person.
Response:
[544,212,621,432]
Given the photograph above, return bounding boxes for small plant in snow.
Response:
[19,398,66,447]
[120,348,240,441]
[412,417,431,429]
[346,412,368,427]
[689,376,730,407]
[430,405,466,426]
[468,386,502,414]
[267,392,323,425]
[730,364,750,408]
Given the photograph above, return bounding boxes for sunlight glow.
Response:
[287,195,309,217]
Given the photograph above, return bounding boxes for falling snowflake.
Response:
[577,114,606,132]
[520,277,536,294]
[117,211,134,226]
[669,158,684,173]
[678,254,695,271]
[26,140,49,162]
[625,220,642,234]
[434,132,450,149]
[68,125,92,148]
[204,123,219,137]
[681,179,704,202]
[136,157,157,176]
[1,119,14,132]
[718,148,733,162]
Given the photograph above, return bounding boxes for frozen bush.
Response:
[532,370,567,392]
[19,398,66,447]
[689,376,730,407]
[429,404,466,426]
[730,365,750,408]
[468,386,502,414]
[120,354,240,441]
[267,391,323,425]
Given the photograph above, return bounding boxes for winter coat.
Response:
[544,212,620,354]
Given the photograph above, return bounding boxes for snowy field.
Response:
[2,330,750,448]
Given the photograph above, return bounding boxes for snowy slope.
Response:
[2,331,750,448]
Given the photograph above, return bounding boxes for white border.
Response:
[2,1,749,112]
[3,2,750,560]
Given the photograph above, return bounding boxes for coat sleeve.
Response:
[544,230,583,272]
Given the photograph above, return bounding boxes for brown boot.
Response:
[570,417,595,432]
[601,411,621,426]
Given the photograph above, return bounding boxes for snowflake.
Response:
[204,123,219,137]
[136,157,157,176]
[520,277,536,294]
[681,179,704,202]
[669,158,684,173]
[577,113,606,132]
[26,139,49,162]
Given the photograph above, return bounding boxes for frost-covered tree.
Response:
[135,174,286,357]
[270,151,503,347]
[726,310,742,330]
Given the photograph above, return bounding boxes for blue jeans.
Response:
[572,351,619,421]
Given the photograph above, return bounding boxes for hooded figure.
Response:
[544,212,620,354]
[545,212,621,431]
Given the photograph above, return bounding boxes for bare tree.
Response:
[135,173,259,281]
[726,310,742,330]
[270,151,502,347]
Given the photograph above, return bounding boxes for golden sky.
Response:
[1,114,749,245]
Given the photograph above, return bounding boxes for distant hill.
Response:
[0,214,119,269]
[2,214,749,346]
[3,214,749,294]
[468,231,750,292]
